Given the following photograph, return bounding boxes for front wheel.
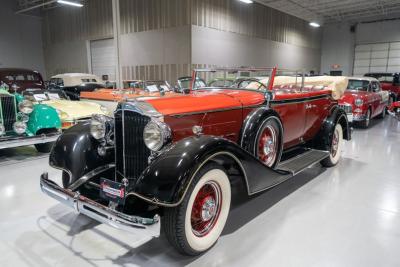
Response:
[34,142,54,153]
[321,123,343,167]
[162,163,231,255]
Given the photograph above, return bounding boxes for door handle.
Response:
[305,104,316,109]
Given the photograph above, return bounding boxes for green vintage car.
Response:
[0,83,61,152]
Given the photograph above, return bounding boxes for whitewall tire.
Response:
[321,123,343,167]
[163,163,231,255]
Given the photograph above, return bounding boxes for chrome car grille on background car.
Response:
[339,104,352,114]
[0,94,17,132]
[115,109,151,182]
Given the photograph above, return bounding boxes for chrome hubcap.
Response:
[331,129,339,157]
[201,197,216,221]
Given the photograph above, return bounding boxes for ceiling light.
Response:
[57,0,83,7]
[309,22,321,28]
[239,0,253,4]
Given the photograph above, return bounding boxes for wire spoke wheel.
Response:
[190,181,222,237]
[257,124,278,167]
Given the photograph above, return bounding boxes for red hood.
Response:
[339,90,367,104]
[146,89,265,116]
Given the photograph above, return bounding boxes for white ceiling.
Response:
[256,0,400,24]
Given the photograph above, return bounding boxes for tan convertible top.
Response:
[258,76,349,100]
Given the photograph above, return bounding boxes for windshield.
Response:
[24,90,68,101]
[2,71,42,83]
[193,69,275,91]
[145,81,171,92]
[347,80,369,91]
[365,74,393,83]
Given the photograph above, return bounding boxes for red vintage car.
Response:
[388,100,400,119]
[40,68,351,255]
[338,77,389,128]
[0,68,45,93]
[365,72,400,103]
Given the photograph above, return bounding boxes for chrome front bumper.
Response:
[0,132,60,150]
[40,173,160,238]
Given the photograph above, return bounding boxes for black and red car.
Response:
[40,68,351,255]
[0,68,45,93]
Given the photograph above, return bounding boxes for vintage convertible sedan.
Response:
[40,68,351,255]
[0,83,60,152]
[338,77,389,128]
[23,89,111,129]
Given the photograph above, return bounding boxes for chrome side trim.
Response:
[0,132,60,150]
[40,173,160,237]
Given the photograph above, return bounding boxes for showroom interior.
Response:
[1,0,400,266]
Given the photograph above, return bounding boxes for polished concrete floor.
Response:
[1,116,399,267]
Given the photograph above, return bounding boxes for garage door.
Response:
[90,38,116,81]
[353,42,400,75]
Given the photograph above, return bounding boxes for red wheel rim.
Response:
[257,125,278,167]
[191,181,222,237]
[331,128,339,157]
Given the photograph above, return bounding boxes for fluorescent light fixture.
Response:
[57,0,83,7]
[309,22,321,28]
[239,0,253,3]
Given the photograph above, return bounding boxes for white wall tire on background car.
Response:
[321,123,343,167]
[162,163,231,255]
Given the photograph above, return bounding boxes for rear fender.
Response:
[312,105,351,150]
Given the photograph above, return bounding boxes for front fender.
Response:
[27,104,61,135]
[49,122,113,183]
[132,135,289,206]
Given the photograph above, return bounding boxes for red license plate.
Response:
[100,178,125,205]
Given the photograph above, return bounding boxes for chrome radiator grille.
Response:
[339,104,352,114]
[0,94,17,132]
[115,109,151,181]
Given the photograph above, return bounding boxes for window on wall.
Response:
[353,42,400,75]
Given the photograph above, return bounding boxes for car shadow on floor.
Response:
[222,164,326,236]
[0,146,48,166]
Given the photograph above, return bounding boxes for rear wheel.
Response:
[321,123,343,167]
[377,105,386,119]
[34,142,54,153]
[162,163,231,255]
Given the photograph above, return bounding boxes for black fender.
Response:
[312,105,351,150]
[49,122,114,183]
[131,135,290,206]
[239,106,283,165]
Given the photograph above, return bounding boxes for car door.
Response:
[271,88,307,149]
[371,81,384,116]
[303,89,331,142]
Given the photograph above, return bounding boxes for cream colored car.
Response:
[24,89,111,129]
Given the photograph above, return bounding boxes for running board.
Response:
[277,149,329,175]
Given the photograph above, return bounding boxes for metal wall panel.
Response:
[119,0,190,34]
[42,0,113,46]
[191,0,321,49]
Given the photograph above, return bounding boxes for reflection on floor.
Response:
[1,117,400,267]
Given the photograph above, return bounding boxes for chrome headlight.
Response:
[355,98,363,107]
[0,124,5,136]
[18,100,34,114]
[143,120,171,151]
[13,121,27,134]
[90,114,110,140]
